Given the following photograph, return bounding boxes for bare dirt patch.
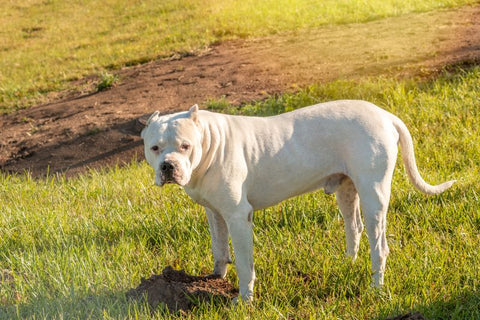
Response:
[1,5,479,177]
[126,266,237,313]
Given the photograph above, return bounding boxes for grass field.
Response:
[1,0,479,112]
[1,66,479,319]
[2,0,480,318]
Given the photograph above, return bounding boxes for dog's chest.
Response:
[184,187,212,209]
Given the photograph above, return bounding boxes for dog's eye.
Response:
[151,145,159,152]
[180,143,190,151]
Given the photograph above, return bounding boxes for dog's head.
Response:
[141,105,203,187]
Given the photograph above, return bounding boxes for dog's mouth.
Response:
[156,172,180,186]
[156,162,187,187]
[154,157,194,187]
[161,174,179,185]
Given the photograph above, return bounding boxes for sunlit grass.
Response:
[1,67,479,319]
[1,0,478,112]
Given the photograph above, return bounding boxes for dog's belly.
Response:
[246,171,347,210]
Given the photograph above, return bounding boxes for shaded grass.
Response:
[1,67,480,318]
[1,0,479,112]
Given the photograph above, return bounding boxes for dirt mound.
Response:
[126,266,238,313]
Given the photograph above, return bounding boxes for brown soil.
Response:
[1,5,479,177]
[126,266,237,313]
[126,266,430,318]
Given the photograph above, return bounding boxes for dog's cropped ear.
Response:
[146,111,160,126]
[188,104,199,124]
[141,111,160,139]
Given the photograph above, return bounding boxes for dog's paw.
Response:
[232,292,254,306]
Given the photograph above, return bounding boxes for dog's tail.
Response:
[391,115,455,195]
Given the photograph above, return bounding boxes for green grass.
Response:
[96,72,119,92]
[1,67,479,319]
[1,0,479,112]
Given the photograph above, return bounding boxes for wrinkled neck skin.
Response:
[183,112,223,194]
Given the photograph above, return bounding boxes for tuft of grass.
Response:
[1,67,479,319]
[96,72,119,92]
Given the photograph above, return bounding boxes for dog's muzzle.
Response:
[159,160,176,184]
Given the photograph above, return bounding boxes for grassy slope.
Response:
[0,0,478,112]
[1,67,479,319]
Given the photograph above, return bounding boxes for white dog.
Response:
[141,100,454,302]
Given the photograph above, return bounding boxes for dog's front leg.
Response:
[226,203,255,303]
[205,207,231,278]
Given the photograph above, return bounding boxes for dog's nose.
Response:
[160,161,174,174]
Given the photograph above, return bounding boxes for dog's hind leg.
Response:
[357,177,392,288]
[336,177,363,261]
